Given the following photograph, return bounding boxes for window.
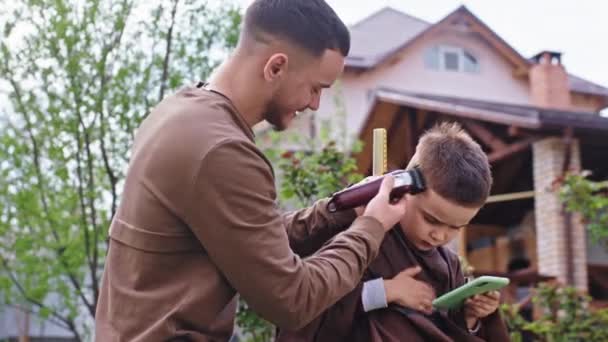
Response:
[463,51,479,73]
[424,45,479,73]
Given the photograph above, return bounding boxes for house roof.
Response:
[347,6,608,98]
[372,87,608,132]
[568,74,608,97]
[345,7,430,68]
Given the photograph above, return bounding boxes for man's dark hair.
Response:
[242,0,350,57]
[408,122,493,208]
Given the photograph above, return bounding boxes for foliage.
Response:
[557,171,608,249]
[0,0,240,339]
[500,282,608,342]
[276,140,363,207]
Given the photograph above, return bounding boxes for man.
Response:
[277,123,510,342]
[94,0,408,341]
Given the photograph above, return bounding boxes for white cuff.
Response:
[468,319,481,334]
[362,278,388,312]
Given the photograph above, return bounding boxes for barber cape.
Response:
[277,225,511,342]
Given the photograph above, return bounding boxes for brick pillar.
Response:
[532,137,588,290]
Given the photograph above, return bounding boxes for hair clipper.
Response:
[327,168,426,213]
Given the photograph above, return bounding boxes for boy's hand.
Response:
[384,266,436,315]
[464,290,500,329]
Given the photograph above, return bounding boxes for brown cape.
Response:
[277,226,510,342]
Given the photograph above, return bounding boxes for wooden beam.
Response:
[463,120,507,151]
[489,150,528,196]
[387,107,408,170]
[466,224,505,242]
[406,108,417,162]
[487,137,537,163]
[508,125,545,138]
[417,110,429,132]
[486,190,535,204]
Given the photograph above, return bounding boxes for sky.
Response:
[236,0,608,91]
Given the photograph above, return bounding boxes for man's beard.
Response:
[264,101,288,132]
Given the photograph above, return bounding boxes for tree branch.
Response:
[158,0,180,102]
[7,75,95,317]
[1,258,81,341]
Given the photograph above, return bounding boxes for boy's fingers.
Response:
[477,295,499,306]
[487,290,501,300]
[401,266,422,277]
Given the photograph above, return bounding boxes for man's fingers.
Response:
[378,175,395,198]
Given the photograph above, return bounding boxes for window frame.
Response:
[425,44,480,74]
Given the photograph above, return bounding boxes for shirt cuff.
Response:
[362,278,388,312]
[468,319,481,334]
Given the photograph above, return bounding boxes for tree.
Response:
[0,0,240,339]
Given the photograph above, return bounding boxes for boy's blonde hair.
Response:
[407,122,492,207]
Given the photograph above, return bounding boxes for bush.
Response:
[557,172,608,249]
[500,282,608,342]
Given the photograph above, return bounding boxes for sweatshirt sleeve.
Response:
[282,197,358,257]
[184,139,385,330]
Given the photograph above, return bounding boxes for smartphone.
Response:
[432,276,510,310]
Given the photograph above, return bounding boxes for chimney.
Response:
[529,51,571,109]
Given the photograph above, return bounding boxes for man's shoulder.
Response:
[163,86,247,136]
[145,86,257,151]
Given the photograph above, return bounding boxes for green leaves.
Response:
[501,282,608,341]
[276,141,364,207]
[558,172,608,248]
[1,0,242,339]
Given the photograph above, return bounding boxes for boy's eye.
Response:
[424,215,441,225]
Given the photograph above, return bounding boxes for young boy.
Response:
[276,122,510,342]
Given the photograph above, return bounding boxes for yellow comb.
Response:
[372,128,387,176]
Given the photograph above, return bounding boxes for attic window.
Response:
[425,45,479,73]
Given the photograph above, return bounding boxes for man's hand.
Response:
[352,175,381,216]
[464,290,500,329]
[363,175,407,232]
[384,266,436,315]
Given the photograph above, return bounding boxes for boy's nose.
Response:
[430,231,446,244]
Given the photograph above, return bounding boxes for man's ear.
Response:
[263,53,288,82]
